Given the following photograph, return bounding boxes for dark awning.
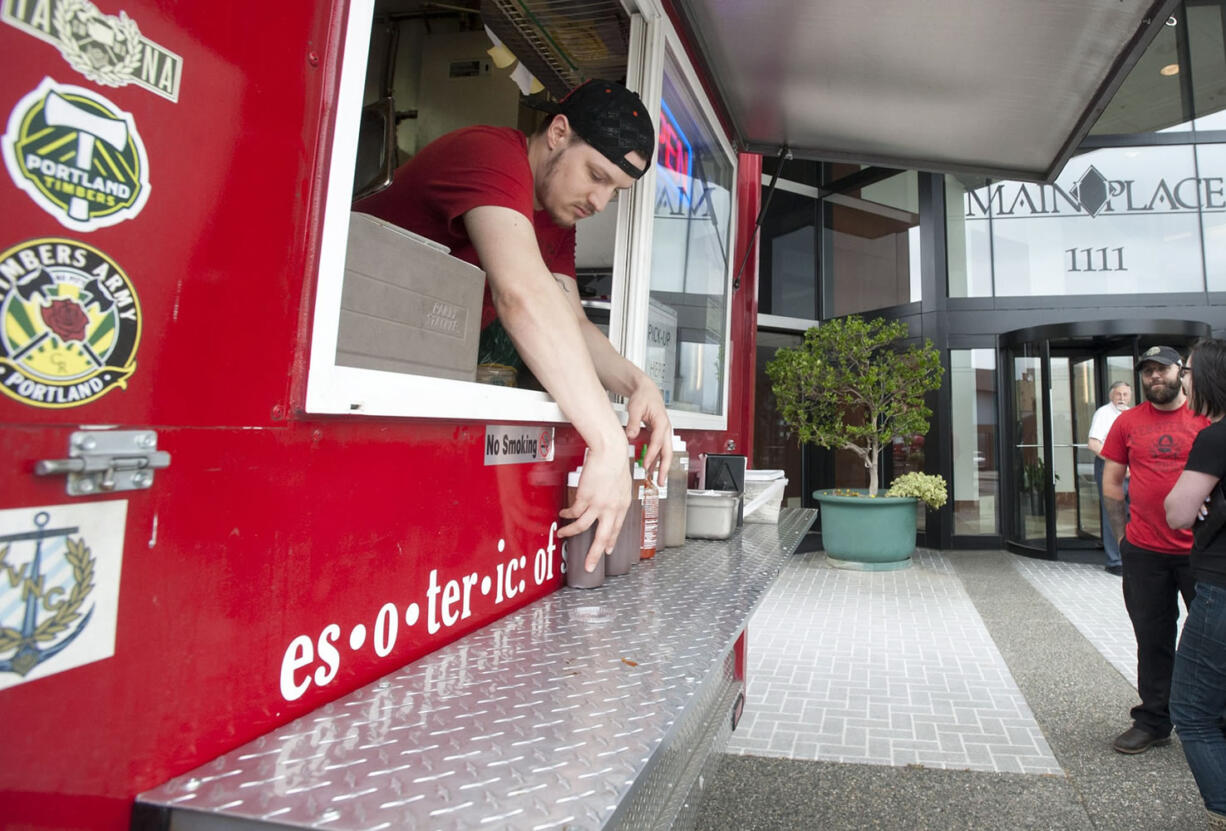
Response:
[676,0,1179,182]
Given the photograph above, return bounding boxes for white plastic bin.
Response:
[743,471,787,523]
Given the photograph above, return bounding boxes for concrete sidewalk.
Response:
[695,547,1207,830]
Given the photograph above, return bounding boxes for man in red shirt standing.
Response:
[1102,345,1211,754]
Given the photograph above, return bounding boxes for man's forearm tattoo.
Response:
[553,275,571,294]
[1104,496,1129,545]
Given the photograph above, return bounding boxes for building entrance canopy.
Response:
[677,0,1178,182]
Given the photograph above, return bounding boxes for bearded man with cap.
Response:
[1101,345,1211,754]
[358,80,669,574]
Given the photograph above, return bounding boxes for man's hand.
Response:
[466,207,639,569]
[557,441,630,571]
[625,376,672,484]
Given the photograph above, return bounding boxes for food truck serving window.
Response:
[644,46,735,422]
[304,0,734,429]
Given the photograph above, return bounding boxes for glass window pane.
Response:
[889,428,928,532]
[648,51,735,415]
[1091,18,1189,135]
[1069,357,1100,541]
[1049,358,1078,538]
[758,188,818,318]
[1195,143,1226,290]
[754,331,805,508]
[963,145,1203,296]
[1107,355,1134,390]
[946,175,993,297]
[951,349,1000,535]
[1014,354,1048,546]
[825,172,920,316]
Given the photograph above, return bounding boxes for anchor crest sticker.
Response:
[0,502,125,689]
[0,511,95,677]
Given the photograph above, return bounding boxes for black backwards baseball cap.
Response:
[531,79,655,180]
[1135,345,1183,370]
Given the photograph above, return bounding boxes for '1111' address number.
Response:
[1066,247,1126,272]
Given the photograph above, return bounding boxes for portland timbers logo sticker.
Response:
[3,77,151,231]
[0,237,140,408]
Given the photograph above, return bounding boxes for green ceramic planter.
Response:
[813,489,916,571]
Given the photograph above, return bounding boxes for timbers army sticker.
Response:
[1,0,183,102]
[0,237,140,408]
[3,77,151,231]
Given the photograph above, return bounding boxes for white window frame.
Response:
[305,0,734,428]
[620,0,738,431]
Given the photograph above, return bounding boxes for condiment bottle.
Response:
[656,464,669,549]
[639,448,659,559]
[606,459,641,576]
[664,435,688,546]
[564,467,604,588]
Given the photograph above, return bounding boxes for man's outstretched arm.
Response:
[465,206,629,571]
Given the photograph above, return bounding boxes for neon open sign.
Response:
[658,99,692,197]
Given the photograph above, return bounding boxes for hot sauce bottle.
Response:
[639,446,659,559]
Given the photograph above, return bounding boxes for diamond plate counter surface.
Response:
[138,509,817,831]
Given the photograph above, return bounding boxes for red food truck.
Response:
[0,0,1171,827]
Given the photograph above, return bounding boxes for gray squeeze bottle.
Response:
[565,468,604,588]
[607,461,643,576]
[664,435,688,546]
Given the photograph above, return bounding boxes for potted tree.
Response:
[766,315,946,569]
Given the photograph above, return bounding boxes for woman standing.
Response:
[1165,338,1226,829]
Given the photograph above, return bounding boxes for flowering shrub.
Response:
[886,472,948,510]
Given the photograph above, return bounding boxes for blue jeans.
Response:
[1094,455,1128,568]
[1171,581,1226,817]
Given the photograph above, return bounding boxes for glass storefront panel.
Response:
[951,349,999,535]
[1069,357,1100,541]
[1013,354,1048,547]
[754,331,805,508]
[1107,355,1135,389]
[826,173,920,316]
[1195,143,1226,290]
[946,176,994,298]
[1049,357,1094,541]
[648,49,735,416]
[758,187,818,319]
[889,425,928,533]
[961,145,1204,296]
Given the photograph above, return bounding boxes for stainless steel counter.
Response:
[137,509,817,830]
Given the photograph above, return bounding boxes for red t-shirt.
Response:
[355,126,576,328]
[1101,401,1211,553]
